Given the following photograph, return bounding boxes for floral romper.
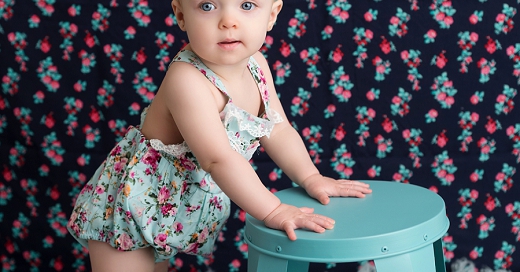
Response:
[67,50,283,262]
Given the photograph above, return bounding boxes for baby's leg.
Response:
[88,240,156,272]
[154,260,169,272]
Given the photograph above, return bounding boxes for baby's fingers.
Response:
[353,181,371,188]
[283,225,298,241]
[298,214,334,234]
[298,207,314,214]
[282,213,335,240]
[306,214,335,230]
[339,181,372,198]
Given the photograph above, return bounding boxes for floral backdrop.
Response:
[1,0,519,271]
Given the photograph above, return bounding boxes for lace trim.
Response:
[140,106,149,127]
[150,139,191,157]
[227,132,260,161]
[223,104,283,138]
[267,108,283,124]
[148,106,281,158]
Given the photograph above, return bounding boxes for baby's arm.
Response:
[161,60,333,239]
[254,52,372,204]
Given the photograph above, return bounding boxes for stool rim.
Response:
[245,180,450,262]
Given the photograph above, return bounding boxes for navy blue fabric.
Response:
[0,0,519,271]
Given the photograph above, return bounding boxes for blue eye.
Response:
[241,2,255,10]
[200,2,215,11]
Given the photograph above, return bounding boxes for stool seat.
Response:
[245,180,450,272]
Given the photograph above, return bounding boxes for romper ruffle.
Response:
[67,50,283,262]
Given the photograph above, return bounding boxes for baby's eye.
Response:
[241,2,255,10]
[200,2,215,11]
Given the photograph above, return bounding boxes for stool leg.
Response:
[433,238,447,272]
[247,247,287,272]
[287,260,309,272]
[247,247,309,272]
[373,243,436,272]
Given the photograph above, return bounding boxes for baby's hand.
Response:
[302,175,372,205]
[263,203,335,241]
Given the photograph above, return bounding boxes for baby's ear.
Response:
[267,1,283,31]
[171,0,186,31]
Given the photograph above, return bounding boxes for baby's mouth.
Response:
[220,40,239,44]
[218,40,241,50]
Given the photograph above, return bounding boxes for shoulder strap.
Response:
[171,50,231,99]
[246,56,271,115]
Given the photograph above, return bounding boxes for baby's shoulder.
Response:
[168,60,201,77]
[165,60,210,86]
[157,61,217,103]
[251,51,269,69]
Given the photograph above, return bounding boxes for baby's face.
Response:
[173,0,283,65]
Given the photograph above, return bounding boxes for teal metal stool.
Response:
[245,180,450,272]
